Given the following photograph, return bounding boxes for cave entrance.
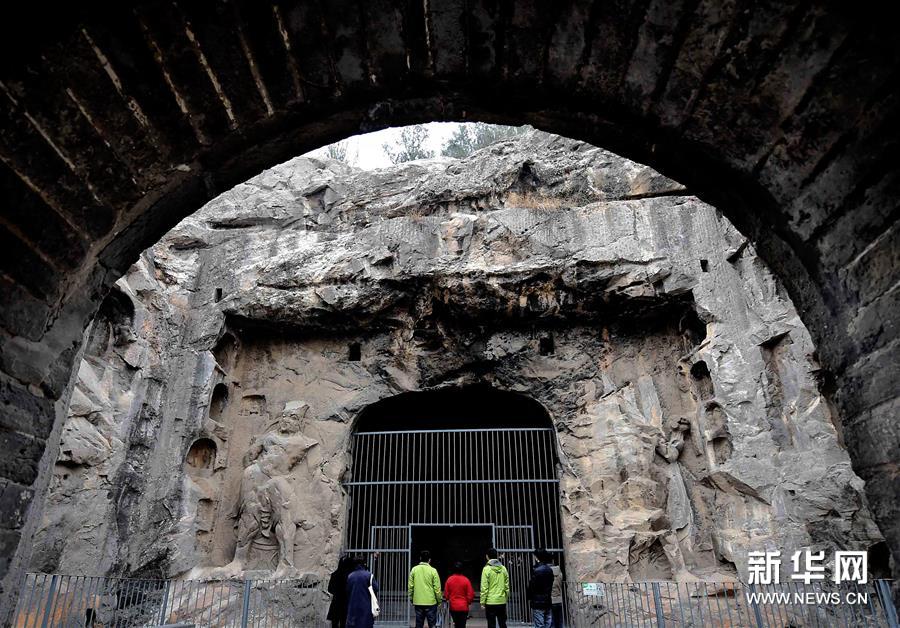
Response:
[344,386,563,625]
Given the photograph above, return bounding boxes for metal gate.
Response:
[343,427,562,625]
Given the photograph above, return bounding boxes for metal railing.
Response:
[13,573,898,627]
[13,573,327,627]
[558,580,898,628]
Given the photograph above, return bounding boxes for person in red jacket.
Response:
[443,562,475,628]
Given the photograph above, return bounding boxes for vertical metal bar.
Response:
[240,579,252,628]
[684,580,696,628]
[83,576,100,627]
[38,573,59,628]
[608,583,621,628]
[215,580,230,628]
[112,577,125,627]
[364,434,374,547]
[725,582,738,627]
[58,575,73,625]
[23,573,43,628]
[669,582,684,628]
[747,584,765,628]
[622,583,634,628]
[136,579,148,627]
[652,582,665,627]
[853,581,871,628]
[859,581,878,626]
[204,580,217,627]
[77,576,94,626]
[64,575,83,626]
[737,582,752,628]
[361,433,369,548]
[452,431,459,524]
[533,432,543,548]
[702,582,718,628]
[29,574,49,628]
[624,582,638,628]
[18,573,38,628]
[773,582,791,628]
[350,435,358,549]
[129,579,141,628]
[690,582,704,628]
[157,580,171,625]
[120,577,136,627]
[184,579,197,627]
[876,580,900,628]
[78,576,95,626]
[229,580,239,628]
[130,579,141,628]
[638,583,651,628]
[710,581,725,628]
[133,578,147,626]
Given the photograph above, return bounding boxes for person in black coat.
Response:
[528,550,554,628]
[327,555,355,627]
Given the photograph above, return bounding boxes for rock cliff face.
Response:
[31,132,882,584]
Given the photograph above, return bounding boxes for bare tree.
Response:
[319,139,356,164]
[383,125,434,164]
[441,123,529,158]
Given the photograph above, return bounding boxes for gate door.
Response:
[367,526,410,624]
[496,525,535,623]
[344,427,562,625]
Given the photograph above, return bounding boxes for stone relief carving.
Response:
[656,416,697,580]
[212,403,318,578]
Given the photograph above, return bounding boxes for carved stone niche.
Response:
[186,437,218,478]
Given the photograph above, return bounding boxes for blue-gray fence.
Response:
[13,573,898,627]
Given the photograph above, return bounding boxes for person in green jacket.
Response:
[480,548,510,628]
[409,550,442,628]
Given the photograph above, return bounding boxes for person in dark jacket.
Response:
[327,554,355,627]
[346,556,379,628]
[528,550,554,628]
[444,561,475,628]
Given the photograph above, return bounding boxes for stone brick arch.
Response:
[0,0,897,617]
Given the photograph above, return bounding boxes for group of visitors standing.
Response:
[327,548,563,628]
[408,547,564,628]
[408,548,511,628]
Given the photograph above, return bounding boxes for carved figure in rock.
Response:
[113,323,137,346]
[656,417,698,581]
[215,403,317,578]
[655,416,690,463]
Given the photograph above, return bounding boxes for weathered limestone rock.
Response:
[30,132,883,585]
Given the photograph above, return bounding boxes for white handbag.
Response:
[369,573,381,618]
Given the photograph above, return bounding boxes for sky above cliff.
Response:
[303,122,464,169]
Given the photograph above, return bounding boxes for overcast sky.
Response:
[304,121,464,169]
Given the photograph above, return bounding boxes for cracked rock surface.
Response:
[31,131,882,584]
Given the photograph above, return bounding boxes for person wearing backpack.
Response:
[346,555,379,628]
[443,561,475,627]
[408,550,442,628]
[527,550,554,628]
[480,548,510,628]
